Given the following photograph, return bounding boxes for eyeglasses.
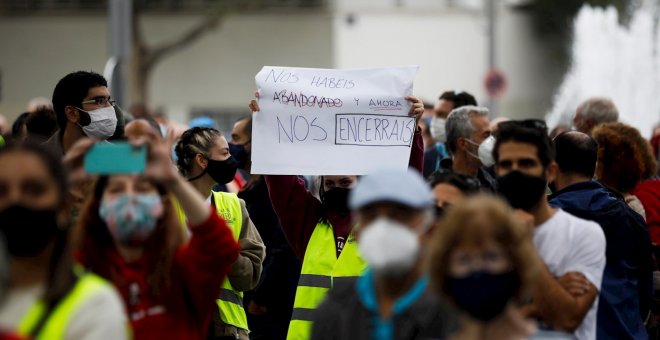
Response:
[81,97,116,107]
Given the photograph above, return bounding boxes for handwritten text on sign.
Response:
[251,66,418,175]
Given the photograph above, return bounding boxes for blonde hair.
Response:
[429,194,539,304]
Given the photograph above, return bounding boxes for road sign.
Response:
[484,69,507,98]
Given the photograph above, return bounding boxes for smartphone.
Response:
[84,142,147,175]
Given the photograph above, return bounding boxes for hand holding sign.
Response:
[251,66,419,175]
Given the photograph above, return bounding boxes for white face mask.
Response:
[78,106,117,139]
[430,117,447,143]
[478,135,496,167]
[358,217,425,277]
[465,136,495,167]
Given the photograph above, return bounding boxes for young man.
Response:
[493,120,606,340]
[45,71,125,224]
[45,71,123,157]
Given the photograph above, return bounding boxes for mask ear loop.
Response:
[73,107,90,129]
[187,155,208,182]
[463,138,482,161]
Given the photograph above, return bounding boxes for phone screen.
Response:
[84,142,147,175]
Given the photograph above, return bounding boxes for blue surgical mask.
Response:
[99,193,164,244]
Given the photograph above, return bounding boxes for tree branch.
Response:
[144,15,223,68]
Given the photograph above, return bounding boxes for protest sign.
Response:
[251,66,418,175]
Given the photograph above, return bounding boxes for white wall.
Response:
[333,8,488,107]
[0,4,561,124]
[0,16,108,119]
[332,2,564,119]
[0,13,334,123]
[146,13,334,122]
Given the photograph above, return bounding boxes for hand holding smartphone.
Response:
[84,142,147,175]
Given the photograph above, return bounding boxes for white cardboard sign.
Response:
[251,66,418,175]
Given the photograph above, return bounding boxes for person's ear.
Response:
[64,106,81,124]
[546,161,559,184]
[457,137,467,151]
[194,153,208,170]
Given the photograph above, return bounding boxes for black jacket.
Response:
[311,277,456,340]
[549,180,652,339]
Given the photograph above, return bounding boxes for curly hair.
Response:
[174,127,224,177]
[429,194,539,306]
[592,122,658,193]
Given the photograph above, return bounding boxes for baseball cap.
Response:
[349,168,434,210]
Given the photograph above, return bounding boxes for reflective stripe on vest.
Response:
[286,221,367,340]
[17,272,113,339]
[210,191,249,331]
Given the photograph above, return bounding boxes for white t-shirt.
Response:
[0,281,128,339]
[533,209,606,340]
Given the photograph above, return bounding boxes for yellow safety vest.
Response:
[286,221,367,340]
[176,191,249,331]
[210,191,249,332]
[17,271,118,339]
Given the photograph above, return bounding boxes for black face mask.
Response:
[0,205,61,257]
[446,270,517,322]
[207,157,239,184]
[190,156,239,184]
[228,143,250,170]
[496,171,547,211]
[322,188,350,215]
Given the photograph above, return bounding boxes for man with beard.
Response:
[493,120,606,340]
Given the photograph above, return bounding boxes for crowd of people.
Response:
[0,70,659,340]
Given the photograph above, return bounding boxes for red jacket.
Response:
[634,179,660,244]
[265,131,424,260]
[83,209,239,340]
